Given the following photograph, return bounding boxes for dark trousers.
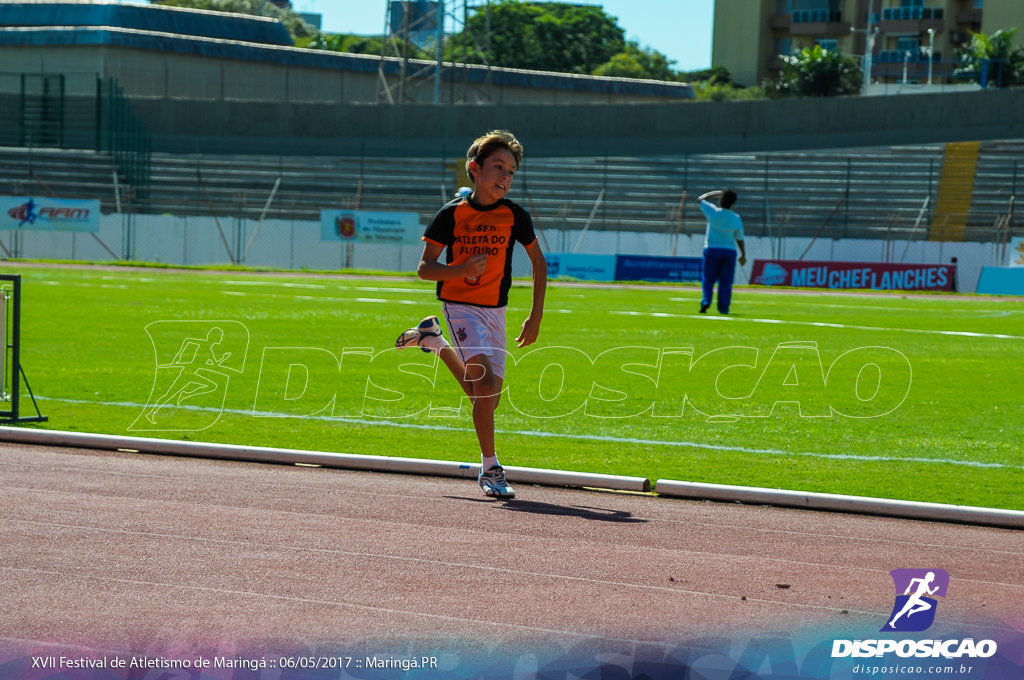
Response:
[701,247,737,313]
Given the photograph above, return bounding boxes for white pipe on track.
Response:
[0,427,651,493]
[654,479,1024,530]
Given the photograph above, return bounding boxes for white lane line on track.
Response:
[0,519,883,620]
[35,397,1023,472]
[0,564,629,641]
[1,564,851,645]
[8,513,1023,633]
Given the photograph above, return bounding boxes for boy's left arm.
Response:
[516,240,547,348]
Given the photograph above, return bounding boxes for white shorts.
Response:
[441,302,508,379]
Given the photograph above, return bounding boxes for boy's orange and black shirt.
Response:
[423,196,537,308]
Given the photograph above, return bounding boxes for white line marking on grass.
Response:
[222,280,326,289]
[601,309,1024,340]
[348,297,422,305]
[351,286,434,294]
[220,291,423,305]
[39,280,129,290]
[668,297,1024,315]
[37,397,1024,472]
[102,276,157,283]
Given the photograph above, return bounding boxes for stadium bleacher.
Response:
[3,142,1014,244]
[970,140,1022,239]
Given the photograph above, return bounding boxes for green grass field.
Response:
[5,263,1023,511]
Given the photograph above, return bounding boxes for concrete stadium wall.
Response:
[126,87,1024,157]
[5,39,1024,158]
[0,43,690,106]
[5,213,1003,293]
[2,45,380,103]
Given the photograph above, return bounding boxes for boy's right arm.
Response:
[516,240,546,348]
[417,242,486,281]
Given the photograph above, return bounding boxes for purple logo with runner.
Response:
[881,568,950,632]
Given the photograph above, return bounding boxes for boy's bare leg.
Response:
[464,355,513,498]
[436,349,502,453]
[398,317,513,497]
[436,349,512,497]
[436,346,474,397]
[465,355,502,457]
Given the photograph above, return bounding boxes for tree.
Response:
[593,41,677,81]
[954,28,1024,88]
[157,0,760,91]
[679,65,736,86]
[692,81,767,102]
[446,1,625,75]
[304,32,432,60]
[765,44,862,97]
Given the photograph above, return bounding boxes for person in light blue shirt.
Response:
[698,189,746,314]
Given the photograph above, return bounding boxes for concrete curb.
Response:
[3,426,1019,527]
[0,427,651,493]
[654,479,1024,529]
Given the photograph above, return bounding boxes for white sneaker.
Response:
[478,464,516,499]
[395,315,443,353]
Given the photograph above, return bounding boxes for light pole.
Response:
[926,28,935,85]
[851,0,876,95]
[435,0,444,104]
[851,12,879,94]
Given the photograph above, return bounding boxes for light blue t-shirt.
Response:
[700,200,744,250]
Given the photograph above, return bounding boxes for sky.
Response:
[289,0,715,72]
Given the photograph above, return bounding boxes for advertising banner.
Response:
[320,210,421,245]
[613,254,703,283]
[547,254,704,283]
[1008,237,1024,267]
[546,253,616,281]
[1,196,100,232]
[752,259,956,292]
[976,266,1024,295]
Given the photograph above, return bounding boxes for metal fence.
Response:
[0,72,150,197]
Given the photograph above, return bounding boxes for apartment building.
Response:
[713,0,1024,87]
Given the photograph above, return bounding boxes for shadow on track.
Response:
[445,496,647,523]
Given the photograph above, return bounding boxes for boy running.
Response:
[396,130,547,500]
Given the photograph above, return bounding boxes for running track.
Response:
[1,442,1022,679]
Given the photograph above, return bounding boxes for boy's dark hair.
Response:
[466,130,524,183]
[721,189,738,209]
